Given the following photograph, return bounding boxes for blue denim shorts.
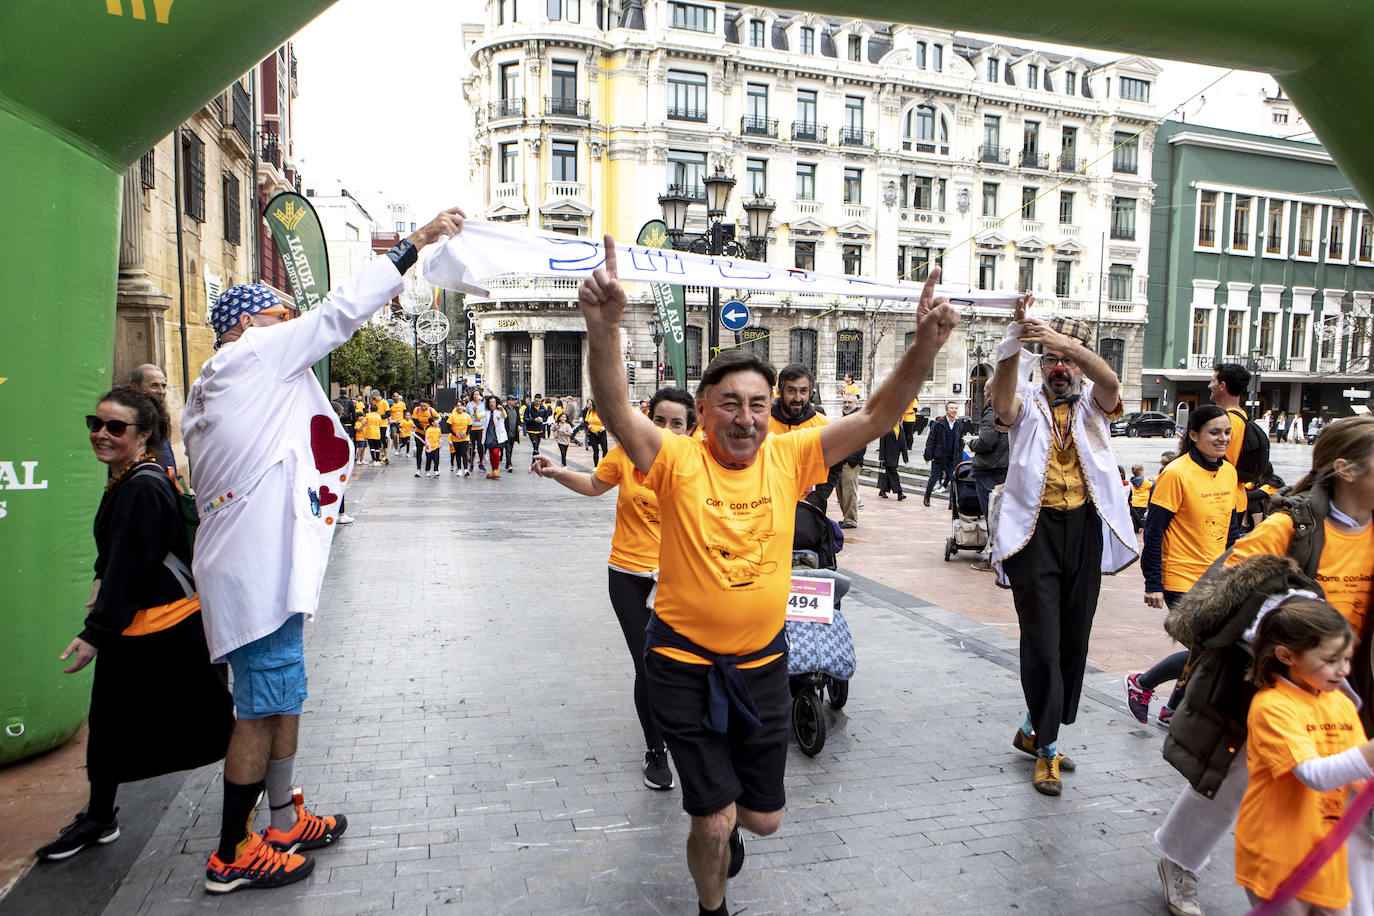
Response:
[226,614,307,718]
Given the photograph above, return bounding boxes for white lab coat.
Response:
[184,256,404,661]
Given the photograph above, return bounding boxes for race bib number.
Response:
[786,575,835,624]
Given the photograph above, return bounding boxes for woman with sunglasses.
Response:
[37,387,233,863]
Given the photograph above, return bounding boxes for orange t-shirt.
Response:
[1236,679,1365,908]
[643,427,828,666]
[353,417,366,442]
[766,410,830,438]
[1228,512,1374,637]
[364,411,382,440]
[1149,454,1244,592]
[595,445,661,574]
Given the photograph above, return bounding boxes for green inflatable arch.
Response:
[1,0,1371,763]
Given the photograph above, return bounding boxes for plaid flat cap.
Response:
[1046,315,1093,349]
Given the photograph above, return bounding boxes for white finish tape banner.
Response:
[422,220,1020,307]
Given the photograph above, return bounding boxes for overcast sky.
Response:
[289,1,1282,225]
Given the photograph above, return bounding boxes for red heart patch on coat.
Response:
[318,485,339,507]
[310,415,351,473]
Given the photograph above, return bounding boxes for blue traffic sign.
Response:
[720,300,750,331]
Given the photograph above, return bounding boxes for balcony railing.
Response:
[493,183,522,200]
[795,201,823,215]
[1111,228,1137,242]
[979,144,1010,165]
[838,127,873,147]
[668,106,708,122]
[843,204,870,221]
[792,122,826,143]
[545,96,589,118]
[545,181,586,199]
[1059,152,1085,172]
[1019,149,1049,169]
[1059,223,1080,240]
[903,139,950,155]
[740,116,778,138]
[1021,219,1042,235]
[260,131,281,169]
[489,98,525,120]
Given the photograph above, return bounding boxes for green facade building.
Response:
[1145,120,1374,422]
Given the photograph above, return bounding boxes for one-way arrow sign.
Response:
[721,300,750,331]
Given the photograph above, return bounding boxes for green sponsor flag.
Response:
[636,220,686,390]
[263,192,332,391]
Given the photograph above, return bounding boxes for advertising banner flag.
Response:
[263,192,332,391]
[637,220,686,390]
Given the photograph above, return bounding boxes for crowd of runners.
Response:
[41,210,1374,916]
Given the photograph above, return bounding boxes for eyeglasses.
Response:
[85,415,138,436]
[1039,355,1076,370]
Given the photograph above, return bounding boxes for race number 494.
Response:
[786,575,835,624]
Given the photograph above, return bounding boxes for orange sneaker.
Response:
[204,832,313,894]
[261,787,348,854]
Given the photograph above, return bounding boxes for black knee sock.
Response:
[87,778,118,823]
[699,900,728,916]
[219,779,265,862]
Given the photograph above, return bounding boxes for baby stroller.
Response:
[943,460,989,561]
[786,500,855,756]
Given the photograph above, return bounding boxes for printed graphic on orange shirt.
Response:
[705,522,779,586]
[631,494,661,526]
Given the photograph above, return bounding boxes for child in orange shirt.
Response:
[1236,596,1374,914]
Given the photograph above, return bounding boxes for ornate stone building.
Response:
[463,2,1159,410]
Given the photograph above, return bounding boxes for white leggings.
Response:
[1156,746,1374,915]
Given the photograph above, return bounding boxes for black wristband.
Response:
[386,238,419,275]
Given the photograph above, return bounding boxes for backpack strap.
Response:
[130,463,196,599]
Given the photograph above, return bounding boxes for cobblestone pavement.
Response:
[8,441,1246,915]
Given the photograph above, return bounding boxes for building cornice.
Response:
[1168,130,1333,166]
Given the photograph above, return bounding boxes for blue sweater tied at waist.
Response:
[645,614,788,734]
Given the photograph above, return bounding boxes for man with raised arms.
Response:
[577,235,963,916]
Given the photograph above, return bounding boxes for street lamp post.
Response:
[648,314,664,386]
[659,166,775,360]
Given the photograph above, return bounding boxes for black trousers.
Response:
[1000,503,1103,750]
[527,432,543,461]
[924,460,953,498]
[606,568,662,749]
[877,462,903,497]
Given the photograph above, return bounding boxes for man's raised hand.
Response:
[578,234,627,327]
[409,206,467,248]
[914,265,958,347]
[1013,291,1034,325]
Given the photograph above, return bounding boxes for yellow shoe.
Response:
[1033,754,1062,796]
[1012,728,1076,771]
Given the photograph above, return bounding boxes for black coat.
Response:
[877,428,902,466]
[923,416,963,464]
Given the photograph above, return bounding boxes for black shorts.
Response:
[646,651,790,817]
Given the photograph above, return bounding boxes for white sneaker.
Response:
[1158,858,1203,916]
[414,472,421,478]
[336,514,355,525]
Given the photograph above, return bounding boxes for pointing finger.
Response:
[604,234,618,279]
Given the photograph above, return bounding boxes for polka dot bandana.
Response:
[213,284,282,338]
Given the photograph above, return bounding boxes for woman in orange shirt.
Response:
[533,387,696,792]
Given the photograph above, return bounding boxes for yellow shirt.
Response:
[1130,478,1153,508]
[584,409,603,434]
[902,398,919,423]
[398,418,414,438]
[373,399,389,422]
[1229,513,1374,637]
[1237,679,1365,908]
[844,382,861,397]
[1224,408,1250,509]
[353,417,366,442]
[643,427,828,665]
[1042,402,1087,510]
[1149,454,1243,592]
[767,411,830,438]
[363,411,382,440]
[448,411,471,442]
[412,404,434,431]
[424,426,441,451]
[595,446,662,574]
[390,399,405,423]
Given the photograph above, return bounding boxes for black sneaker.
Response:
[727,826,745,878]
[36,809,120,861]
[643,748,674,790]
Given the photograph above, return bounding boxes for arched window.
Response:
[738,326,770,361]
[1100,337,1125,379]
[789,327,817,373]
[836,328,863,379]
[903,105,949,154]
